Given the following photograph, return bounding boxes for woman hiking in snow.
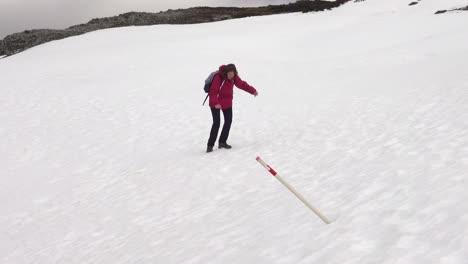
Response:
[207,64,258,153]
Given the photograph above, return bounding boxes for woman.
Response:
[207,64,258,153]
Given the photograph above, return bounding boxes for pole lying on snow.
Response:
[256,156,331,224]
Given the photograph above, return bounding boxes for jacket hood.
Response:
[219,65,226,73]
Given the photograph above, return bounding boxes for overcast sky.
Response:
[0,0,294,39]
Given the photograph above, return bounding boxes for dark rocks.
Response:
[434,5,467,15]
[435,10,447,14]
[1,29,84,56]
[0,0,352,57]
[409,2,419,6]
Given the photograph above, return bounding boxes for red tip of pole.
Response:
[269,168,278,176]
[256,156,261,161]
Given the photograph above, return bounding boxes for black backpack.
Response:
[204,70,219,93]
[202,70,225,105]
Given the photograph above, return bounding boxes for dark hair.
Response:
[222,64,238,79]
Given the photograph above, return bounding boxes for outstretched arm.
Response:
[234,76,257,96]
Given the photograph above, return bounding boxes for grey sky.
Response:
[0,0,294,39]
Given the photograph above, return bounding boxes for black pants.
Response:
[208,107,232,147]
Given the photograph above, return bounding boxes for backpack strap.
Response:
[218,79,225,95]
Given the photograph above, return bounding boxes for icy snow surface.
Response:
[1,0,468,263]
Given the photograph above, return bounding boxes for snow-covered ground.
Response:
[1,0,468,263]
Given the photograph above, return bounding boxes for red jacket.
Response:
[209,65,257,110]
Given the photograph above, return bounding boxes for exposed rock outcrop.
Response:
[435,4,468,14]
[0,0,351,57]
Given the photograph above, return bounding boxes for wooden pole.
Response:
[256,156,331,224]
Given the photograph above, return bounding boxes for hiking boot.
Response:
[219,142,232,149]
[207,145,213,153]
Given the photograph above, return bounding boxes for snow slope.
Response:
[1,0,468,263]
